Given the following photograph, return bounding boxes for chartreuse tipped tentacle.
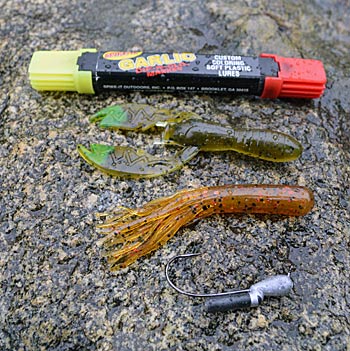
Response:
[77,144,115,166]
[90,105,128,128]
[97,184,314,270]
[77,143,199,178]
[90,103,196,131]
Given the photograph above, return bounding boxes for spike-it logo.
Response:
[103,51,143,60]
[116,53,197,76]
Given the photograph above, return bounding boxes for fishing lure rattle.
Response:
[78,104,303,178]
[97,184,314,270]
[166,253,294,313]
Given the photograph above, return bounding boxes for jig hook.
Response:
[165,253,294,313]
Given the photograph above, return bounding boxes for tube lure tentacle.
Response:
[90,103,195,131]
[98,184,314,270]
[162,119,303,162]
[77,143,199,178]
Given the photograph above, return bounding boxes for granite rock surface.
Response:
[1,1,349,350]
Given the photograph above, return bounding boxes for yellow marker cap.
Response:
[28,49,97,94]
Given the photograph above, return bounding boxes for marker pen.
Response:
[28,49,326,98]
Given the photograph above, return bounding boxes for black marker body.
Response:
[77,51,278,95]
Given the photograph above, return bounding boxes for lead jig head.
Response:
[165,253,293,313]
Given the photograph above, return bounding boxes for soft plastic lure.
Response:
[91,104,302,161]
[77,143,199,178]
[90,103,194,131]
[81,105,302,178]
[162,119,302,162]
[98,184,314,270]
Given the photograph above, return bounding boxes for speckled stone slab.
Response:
[1,1,349,350]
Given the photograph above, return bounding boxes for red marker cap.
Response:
[260,53,327,99]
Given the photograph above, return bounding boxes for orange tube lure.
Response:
[98,184,314,270]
